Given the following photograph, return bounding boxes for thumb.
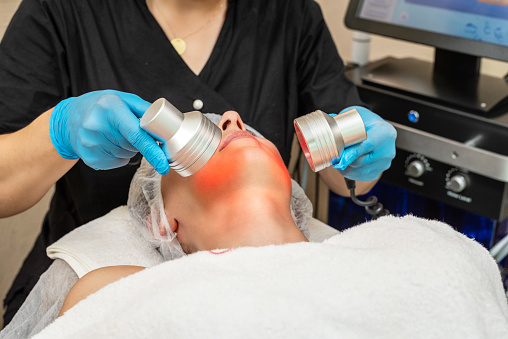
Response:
[335,146,359,170]
[115,108,170,175]
[136,136,170,175]
[335,137,375,170]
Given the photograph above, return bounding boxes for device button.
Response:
[406,160,425,178]
[193,99,204,110]
[447,174,467,193]
[407,110,420,123]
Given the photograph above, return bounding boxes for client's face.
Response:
[161,111,292,253]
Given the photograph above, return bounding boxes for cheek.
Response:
[192,154,243,193]
[192,142,291,194]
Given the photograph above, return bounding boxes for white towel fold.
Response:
[46,206,164,278]
[35,215,508,339]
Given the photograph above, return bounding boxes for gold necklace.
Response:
[155,0,226,55]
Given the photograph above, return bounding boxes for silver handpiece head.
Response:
[294,108,367,172]
[140,98,222,177]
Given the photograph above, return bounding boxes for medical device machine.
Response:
[140,98,222,177]
[341,0,508,222]
[345,0,508,114]
[340,1,508,278]
[294,109,389,218]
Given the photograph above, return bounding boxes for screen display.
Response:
[357,0,508,48]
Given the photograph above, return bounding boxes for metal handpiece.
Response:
[140,98,222,177]
[294,108,367,172]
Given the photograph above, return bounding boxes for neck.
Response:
[201,191,308,251]
[146,0,227,67]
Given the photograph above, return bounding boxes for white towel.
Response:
[46,206,336,278]
[46,206,164,278]
[35,215,508,339]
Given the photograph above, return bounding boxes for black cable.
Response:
[344,178,390,220]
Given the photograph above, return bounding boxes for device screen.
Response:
[356,0,508,48]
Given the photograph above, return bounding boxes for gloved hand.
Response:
[332,106,397,181]
[50,90,169,174]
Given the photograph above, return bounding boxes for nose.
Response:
[218,111,247,132]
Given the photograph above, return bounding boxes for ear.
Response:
[171,218,178,233]
[161,204,179,236]
[158,219,177,237]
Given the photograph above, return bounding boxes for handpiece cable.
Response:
[344,178,390,220]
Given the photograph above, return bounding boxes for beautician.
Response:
[0,0,396,325]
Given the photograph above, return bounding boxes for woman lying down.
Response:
[2,112,508,339]
[60,110,311,314]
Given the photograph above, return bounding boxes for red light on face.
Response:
[193,136,291,198]
[294,121,315,171]
[193,154,239,194]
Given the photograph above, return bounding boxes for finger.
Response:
[94,99,147,153]
[106,102,168,174]
[118,120,169,175]
[341,151,375,169]
[127,130,168,174]
[333,154,393,181]
[137,138,169,175]
[106,128,139,153]
[335,138,376,170]
[78,128,139,157]
[118,92,152,119]
[99,144,139,159]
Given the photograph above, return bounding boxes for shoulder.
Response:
[22,0,91,9]
[16,0,143,37]
[25,0,132,15]
[35,0,115,7]
[15,0,107,19]
[59,265,145,316]
[235,0,324,33]
[244,0,321,15]
[77,265,146,287]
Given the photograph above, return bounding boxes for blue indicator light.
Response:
[408,110,420,123]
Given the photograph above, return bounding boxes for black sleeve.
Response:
[296,0,363,116]
[0,0,69,133]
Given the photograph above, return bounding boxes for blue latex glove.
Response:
[50,90,169,174]
[331,106,397,181]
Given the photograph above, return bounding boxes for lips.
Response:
[219,130,256,151]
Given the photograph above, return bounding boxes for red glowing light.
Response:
[294,122,315,171]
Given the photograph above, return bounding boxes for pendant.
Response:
[171,38,186,55]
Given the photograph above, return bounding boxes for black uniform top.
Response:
[0,0,361,323]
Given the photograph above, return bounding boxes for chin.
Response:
[193,142,291,195]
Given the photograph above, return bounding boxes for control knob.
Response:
[447,174,467,193]
[406,160,425,178]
